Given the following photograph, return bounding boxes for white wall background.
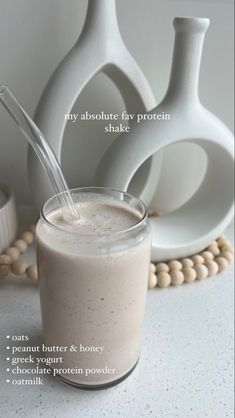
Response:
[0,0,234,207]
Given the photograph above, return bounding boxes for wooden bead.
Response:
[210,240,218,247]
[220,239,231,248]
[200,251,214,262]
[181,258,194,268]
[215,257,229,272]
[13,239,28,253]
[5,247,20,260]
[148,273,157,289]
[195,264,208,280]
[11,259,27,275]
[0,265,10,280]
[155,263,169,273]
[21,231,34,245]
[0,254,12,279]
[216,235,227,246]
[221,251,234,264]
[26,265,38,283]
[206,261,219,277]
[207,245,220,257]
[168,260,182,271]
[170,270,184,286]
[29,224,37,233]
[149,263,156,274]
[191,255,204,265]
[148,209,160,217]
[183,268,197,283]
[0,254,12,265]
[157,272,171,288]
[221,245,234,254]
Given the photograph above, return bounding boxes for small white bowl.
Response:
[0,183,18,253]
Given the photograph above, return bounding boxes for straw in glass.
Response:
[0,85,79,221]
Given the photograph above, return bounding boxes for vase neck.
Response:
[165,17,210,104]
[82,0,119,36]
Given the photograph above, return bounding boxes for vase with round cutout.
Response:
[28,0,162,210]
[96,17,234,261]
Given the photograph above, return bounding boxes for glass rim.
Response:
[40,187,149,238]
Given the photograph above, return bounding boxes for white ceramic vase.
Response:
[28,0,162,210]
[96,17,234,261]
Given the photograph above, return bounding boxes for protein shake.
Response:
[36,188,151,389]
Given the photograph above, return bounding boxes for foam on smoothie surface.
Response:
[47,202,141,235]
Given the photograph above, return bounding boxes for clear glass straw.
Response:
[0,85,79,221]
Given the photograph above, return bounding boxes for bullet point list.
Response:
[6,336,10,339]
[6,358,10,361]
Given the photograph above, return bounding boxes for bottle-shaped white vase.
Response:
[28,0,161,210]
[96,17,234,261]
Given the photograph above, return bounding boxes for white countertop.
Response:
[0,209,234,418]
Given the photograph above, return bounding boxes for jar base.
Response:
[55,358,139,390]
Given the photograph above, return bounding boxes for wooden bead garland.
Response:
[0,224,38,284]
[148,234,234,289]
[0,214,234,290]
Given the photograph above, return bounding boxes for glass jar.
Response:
[36,187,151,389]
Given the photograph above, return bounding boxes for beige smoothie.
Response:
[36,195,151,388]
